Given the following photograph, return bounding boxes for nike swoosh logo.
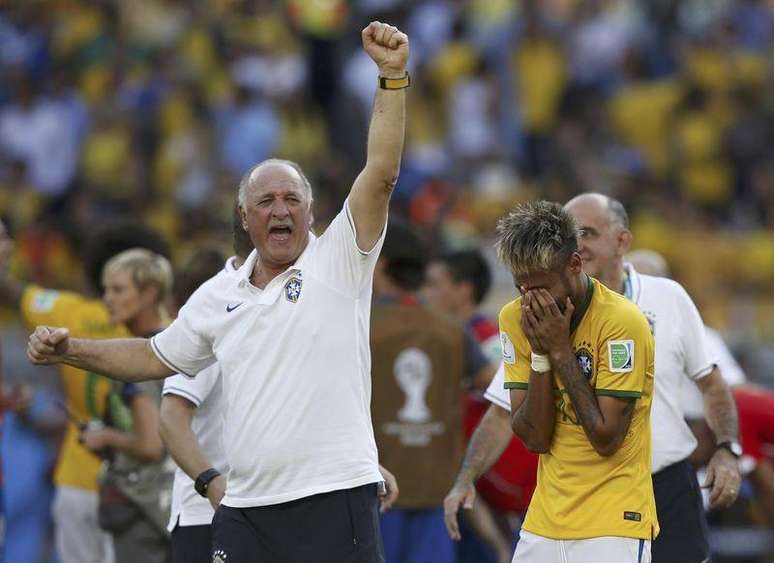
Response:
[226,303,243,313]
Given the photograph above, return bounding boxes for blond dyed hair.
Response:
[495,201,579,276]
[103,248,174,306]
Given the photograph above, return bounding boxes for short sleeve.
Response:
[674,282,714,381]
[21,285,87,328]
[595,310,654,399]
[311,199,386,296]
[162,364,221,408]
[484,363,512,412]
[499,303,531,390]
[150,289,215,377]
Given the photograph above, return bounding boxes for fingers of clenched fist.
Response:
[27,326,69,364]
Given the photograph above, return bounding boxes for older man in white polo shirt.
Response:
[27,21,410,563]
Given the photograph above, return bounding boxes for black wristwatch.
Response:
[716,440,742,459]
[194,468,221,498]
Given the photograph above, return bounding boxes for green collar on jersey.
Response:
[569,274,594,335]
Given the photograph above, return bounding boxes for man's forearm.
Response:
[65,338,173,382]
[160,399,214,481]
[455,404,512,485]
[700,370,739,443]
[364,82,406,180]
[552,350,609,449]
[512,370,556,452]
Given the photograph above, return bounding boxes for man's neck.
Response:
[600,263,627,296]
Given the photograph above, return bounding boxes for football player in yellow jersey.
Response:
[0,219,169,563]
[494,201,657,563]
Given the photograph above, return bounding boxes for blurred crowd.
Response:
[0,0,772,560]
[0,0,772,343]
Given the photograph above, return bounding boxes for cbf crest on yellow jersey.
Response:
[500,277,658,541]
[21,285,128,492]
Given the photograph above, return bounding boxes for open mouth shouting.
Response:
[268,224,293,243]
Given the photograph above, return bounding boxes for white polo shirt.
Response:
[151,201,384,507]
[484,265,715,473]
[163,256,239,531]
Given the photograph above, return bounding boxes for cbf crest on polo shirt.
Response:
[284,274,302,303]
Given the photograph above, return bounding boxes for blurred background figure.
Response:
[0,333,65,563]
[423,249,537,563]
[82,248,175,563]
[371,220,496,563]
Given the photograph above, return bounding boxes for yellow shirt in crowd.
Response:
[500,277,659,541]
[21,285,128,492]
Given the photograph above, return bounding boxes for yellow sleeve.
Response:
[499,301,531,390]
[595,306,654,399]
[20,285,90,330]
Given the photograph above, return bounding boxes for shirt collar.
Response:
[623,262,641,304]
[236,231,318,285]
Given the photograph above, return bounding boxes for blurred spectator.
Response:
[1,325,65,563]
[85,248,174,563]
[424,249,537,563]
[371,221,496,563]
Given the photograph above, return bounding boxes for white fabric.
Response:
[682,326,747,420]
[163,362,226,531]
[151,202,384,507]
[53,486,114,563]
[512,529,651,563]
[483,265,715,473]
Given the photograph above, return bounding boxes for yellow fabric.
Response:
[21,285,128,491]
[513,37,567,133]
[500,279,658,540]
[609,79,682,174]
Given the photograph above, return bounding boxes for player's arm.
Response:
[160,393,225,508]
[347,22,408,251]
[510,373,556,454]
[552,348,635,457]
[27,326,174,382]
[444,403,512,539]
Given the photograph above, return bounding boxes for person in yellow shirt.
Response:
[494,201,658,563]
[0,219,169,563]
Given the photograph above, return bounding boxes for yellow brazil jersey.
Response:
[500,277,658,541]
[21,285,128,491]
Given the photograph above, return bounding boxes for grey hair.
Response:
[494,201,579,276]
[606,197,629,231]
[237,158,314,209]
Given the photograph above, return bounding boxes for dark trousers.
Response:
[212,483,385,563]
[171,523,212,563]
[652,459,711,563]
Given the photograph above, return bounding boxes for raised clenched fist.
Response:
[361,21,409,78]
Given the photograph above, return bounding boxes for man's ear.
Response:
[569,252,583,274]
[617,229,633,256]
[240,205,248,231]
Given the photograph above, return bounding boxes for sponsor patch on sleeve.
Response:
[608,340,634,372]
[500,331,515,365]
[30,290,60,313]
